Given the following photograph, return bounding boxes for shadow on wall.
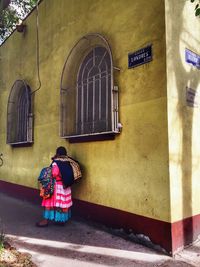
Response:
[167,0,200,249]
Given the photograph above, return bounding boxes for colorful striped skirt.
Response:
[41,181,72,222]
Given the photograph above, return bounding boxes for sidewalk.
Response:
[0,192,200,267]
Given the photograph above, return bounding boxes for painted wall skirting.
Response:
[0,180,199,255]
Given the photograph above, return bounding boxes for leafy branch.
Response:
[0,0,37,44]
[0,229,5,251]
[190,0,200,16]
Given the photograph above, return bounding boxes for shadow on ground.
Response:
[0,193,197,267]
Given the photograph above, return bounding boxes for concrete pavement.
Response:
[0,192,200,266]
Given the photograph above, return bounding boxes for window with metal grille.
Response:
[60,34,120,140]
[7,80,33,145]
[77,46,112,135]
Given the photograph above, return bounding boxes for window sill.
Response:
[66,132,119,143]
[7,141,33,147]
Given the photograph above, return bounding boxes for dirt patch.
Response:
[0,240,37,267]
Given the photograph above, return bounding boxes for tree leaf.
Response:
[0,0,37,44]
[195,4,199,9]
[191,0,195,2]
[195,7,200,15]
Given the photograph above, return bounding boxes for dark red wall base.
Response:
[72,198,172,253]
[171,214,200,253]
[0,180,199,255]
[0,180,41,204]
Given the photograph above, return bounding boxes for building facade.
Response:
[0,0,200,255]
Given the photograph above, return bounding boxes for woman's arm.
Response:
[52,162,60,177]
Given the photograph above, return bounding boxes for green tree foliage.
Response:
[0,0,37,44]
[190,0,200,16]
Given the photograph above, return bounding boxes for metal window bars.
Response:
[76,46,112,135]
[60,33,120,139]
[7,80,33,145]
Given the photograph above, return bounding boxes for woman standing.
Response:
[36,146,73,227]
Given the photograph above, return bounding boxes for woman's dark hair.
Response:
[56,146,67,156]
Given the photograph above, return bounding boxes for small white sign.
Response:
[186,86,200,107]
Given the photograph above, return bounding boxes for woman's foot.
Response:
[36,219,48,227]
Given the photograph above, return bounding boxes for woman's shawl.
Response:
[53,156,82,188]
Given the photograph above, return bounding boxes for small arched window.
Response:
[60,34,120,141]
[7,80,33,145]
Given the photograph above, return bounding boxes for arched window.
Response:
[77,46,112,135]
[7,80,33,145]
[60,34,120,141]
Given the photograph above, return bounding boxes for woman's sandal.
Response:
[36,220,48,227]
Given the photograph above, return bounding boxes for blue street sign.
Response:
[128,45,152,69]
[185,48,200,69]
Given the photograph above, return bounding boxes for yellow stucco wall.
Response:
[165,0,200,222]
[0,0,169,222]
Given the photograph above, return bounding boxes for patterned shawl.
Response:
[53,156,82,187]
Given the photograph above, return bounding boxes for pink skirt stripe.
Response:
[42,181,72,209]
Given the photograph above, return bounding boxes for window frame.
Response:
[60,33,120,142]
[76,46,112,136]
[7,80,33,146]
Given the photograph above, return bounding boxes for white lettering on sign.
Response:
[187,54,198,63]
[128,45,152,68]
[185,48,200,69]
[132,52,149,61]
